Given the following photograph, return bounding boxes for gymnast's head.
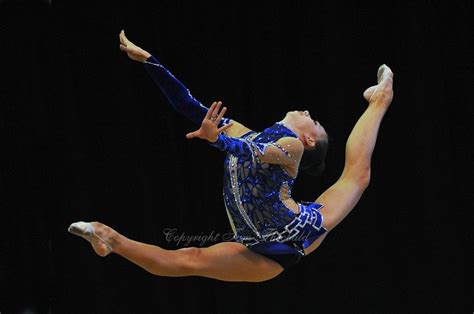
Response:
[281,110,328,176]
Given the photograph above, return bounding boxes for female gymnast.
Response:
[68,30,394,282]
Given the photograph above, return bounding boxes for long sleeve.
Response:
[144,55,231,127]
[210,134,303,167]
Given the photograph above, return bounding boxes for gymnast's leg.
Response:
[68,221,283,282]
[304,65,394,255]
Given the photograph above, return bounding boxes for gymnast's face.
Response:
[283,110,326,148]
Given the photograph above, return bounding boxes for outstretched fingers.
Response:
[216,104,227,122]
[206,101,228,122]
[187,100,231,140]
[211,101,222,120]
[215,103,233,131]
[211,101,230,122]
[205,101,218,120]
[218,122,234,133]
[185,130,199,139]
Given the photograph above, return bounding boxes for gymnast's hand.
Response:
[186,101,233,143]
[119,30,151,63]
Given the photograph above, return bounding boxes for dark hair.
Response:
[299,137,328,176]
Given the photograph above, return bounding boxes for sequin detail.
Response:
[222,123,326,247]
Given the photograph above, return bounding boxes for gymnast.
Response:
[68,30,394,282]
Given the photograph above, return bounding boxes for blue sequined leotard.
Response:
[215,125,327,250]
[144,55,327,268]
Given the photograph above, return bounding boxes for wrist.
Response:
[140,51,152,63]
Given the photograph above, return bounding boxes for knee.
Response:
[174,247,203,276]
[343,167,371,190]
[359,169,371,189]
[354,170,371,191]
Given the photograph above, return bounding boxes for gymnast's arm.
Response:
[186,102,303,168]
[118,30,252,138]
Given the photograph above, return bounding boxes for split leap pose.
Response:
[68,30,394,282]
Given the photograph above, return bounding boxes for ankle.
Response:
[109,232,127,254]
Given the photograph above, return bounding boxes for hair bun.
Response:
[299,139,329,177]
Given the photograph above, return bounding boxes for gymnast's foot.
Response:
[68,221,120,257]
[363,64,394,103]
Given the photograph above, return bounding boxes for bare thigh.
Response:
[303,179,365,255]
[191,242,284,282]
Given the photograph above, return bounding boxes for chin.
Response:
[288,111,298,117]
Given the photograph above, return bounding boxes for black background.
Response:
[0,0,472,313]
